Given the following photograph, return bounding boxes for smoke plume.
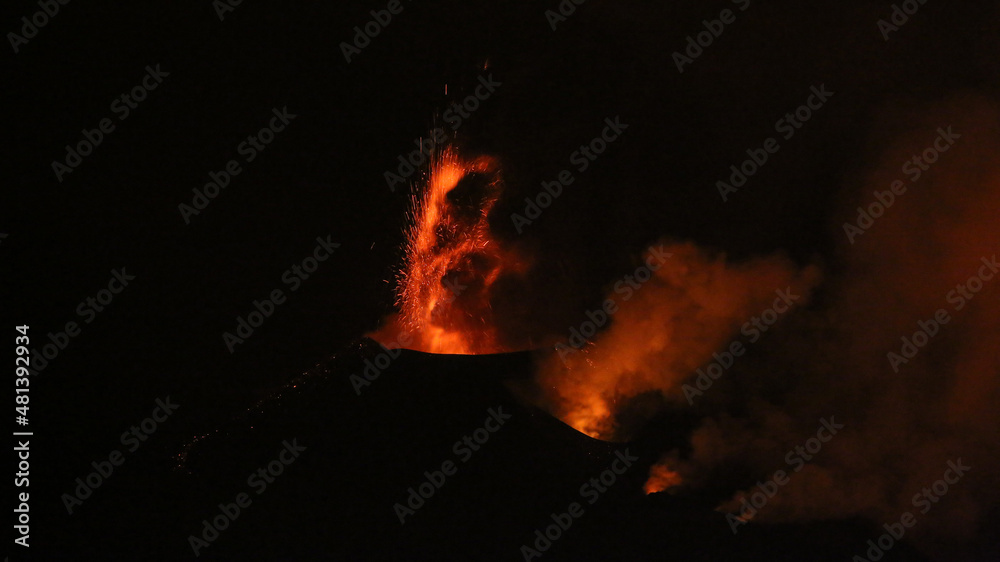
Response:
[537,95,1000,559]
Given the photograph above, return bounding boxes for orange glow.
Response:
[390,147,523,354]
[545,354,617,439]
[644,462,683,494]
[562,392,613,439]
[536,243,819,440]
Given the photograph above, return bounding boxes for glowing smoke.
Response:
[539,95,999,558]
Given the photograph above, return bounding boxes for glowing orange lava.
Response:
[644,462,683,494]
[547,360,617,439]
[392,147,522,354]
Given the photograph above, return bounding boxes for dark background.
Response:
[4,0,999,559]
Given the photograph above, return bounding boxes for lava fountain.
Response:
[377,147,526,355]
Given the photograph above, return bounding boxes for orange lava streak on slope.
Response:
[644,462,683,494]
[395,148,521,354]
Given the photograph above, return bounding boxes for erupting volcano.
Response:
[369,101,1000,561]
[378,148,526,355]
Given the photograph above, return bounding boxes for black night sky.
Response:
[6,1,1000,561]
